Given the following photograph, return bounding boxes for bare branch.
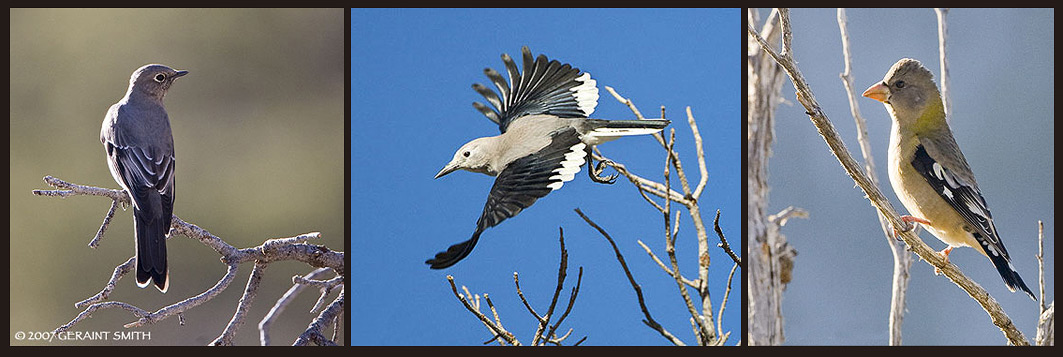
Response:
[213,261,268,345]
[934,8,952,120]
[575,208,685,346]
[663,130,713,343]
[447,276,520,346]
[718,262,739,346]
[293,290,344,346]
[687,107,709,199]
[837,8,913,346]
[35,176,344,345]
[448,229,583,346]
[259,267,333,346]
[545,266,582,345]
[635,240,698,289]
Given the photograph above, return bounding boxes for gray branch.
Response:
[837,8,914,345]
[34,175,345,346]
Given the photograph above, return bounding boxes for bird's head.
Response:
[862,58,944,128]
[129,64,188,100]
[436,137,495,178]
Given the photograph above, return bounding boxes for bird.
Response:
[427,46,670,269]
[101,64,187,292]
[863,58,1035,300]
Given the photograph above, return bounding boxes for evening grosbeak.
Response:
[862,58,1035,300]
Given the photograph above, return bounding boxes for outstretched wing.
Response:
[472,46,599,133]
[426,128,585,269]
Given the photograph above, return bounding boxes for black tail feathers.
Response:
[426,230,483,269]
[983,242,1035,301]
[134,207,169,292]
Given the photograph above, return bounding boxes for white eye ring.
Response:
[154,73,166,83]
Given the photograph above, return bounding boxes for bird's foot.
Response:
[892,215,931,240]
[589,158,618,184]
[933,246,954,275]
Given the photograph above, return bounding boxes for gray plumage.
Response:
[101,64,186,292]
[427,47,669,269]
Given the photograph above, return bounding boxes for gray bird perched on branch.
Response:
[427,46,670,269]
[101,64,187,292]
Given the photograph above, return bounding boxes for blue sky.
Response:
[755,8,1053,345]
[351,9,741,346]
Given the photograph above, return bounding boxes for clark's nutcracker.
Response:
[101,64,186,292]
[427,46,670,269]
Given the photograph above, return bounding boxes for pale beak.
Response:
[435,162,459,179]
[862,82,890,103]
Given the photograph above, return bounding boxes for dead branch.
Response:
[33,175,345,346]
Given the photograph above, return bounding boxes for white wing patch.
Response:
[571,73,599,116]
[942,186,954,200]
[932,162,959,189]
[982,239,1002,257]
[547,143,587,190]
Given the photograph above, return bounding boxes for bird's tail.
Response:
[134,204,169,293]
[587,119,671,138]
[982,239,1036,301]
[426,230,483,269]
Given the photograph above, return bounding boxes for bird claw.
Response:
[933,247,953,275]
[589,158,618,184]
[892,215,929,240]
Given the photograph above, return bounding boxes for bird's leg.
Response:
[892,215,931,240]
[585,146,617,184]
[933,246,954,275]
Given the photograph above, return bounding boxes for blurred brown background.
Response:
[9,9,345,345]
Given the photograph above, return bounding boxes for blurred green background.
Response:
[10,9,345,345]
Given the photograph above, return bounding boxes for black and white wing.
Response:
[426,128,586,269]
[911,144,1034,299]
[472,46,599,133]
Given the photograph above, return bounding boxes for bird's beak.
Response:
[862,82,889,103]
[435,162,459,179]
[174,70,189,78]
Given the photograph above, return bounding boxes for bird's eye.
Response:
[154,73,166,82]
[895,80,906,89]
[463,151,471,157]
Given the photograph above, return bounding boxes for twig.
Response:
[635,240,698,289]
[544,267,582,345]
[934,8,951,121]
[447,276,520,346]
[718,262,738,346]
[212,261,267,345]
[448,229,583,346]
[662,129,713,343]
[259,267,334,345]
[293,290,344,346]
[837,8,913,346]
[575,208,685,346]
[1037,221,1045,313]
[532,227,572,345]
